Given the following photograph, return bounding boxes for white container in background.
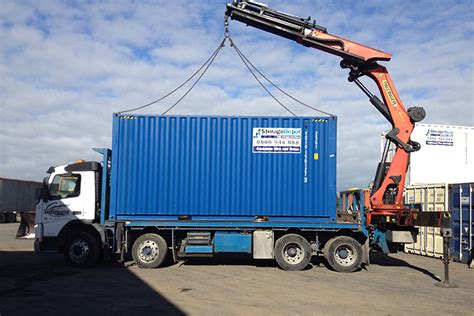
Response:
[381,124,474,185]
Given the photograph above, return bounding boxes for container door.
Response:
[450,183,474,263]
[403,184,447,258]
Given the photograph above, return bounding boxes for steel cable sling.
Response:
[228,37,335,117]
[118,38,225,114]
[118,35,334,117]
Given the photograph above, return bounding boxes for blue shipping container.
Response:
[109,114,337,221]
[450,183,473,263]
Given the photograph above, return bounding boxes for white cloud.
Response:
[0,0,472,194]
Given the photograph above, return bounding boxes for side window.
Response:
[48,174,81,200]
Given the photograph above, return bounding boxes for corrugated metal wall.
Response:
[0,178,41,211]
[450,183,473,263]
[110,114,337,220]
[403,183,473,263]
[403,184,448,258]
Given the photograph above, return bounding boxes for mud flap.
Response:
[373,228,390,253]
[469,248,473,269]
[116,222,126,263]
[16,211,36,239]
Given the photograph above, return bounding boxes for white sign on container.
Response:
[381,124,474,185]
[252,127,302,153]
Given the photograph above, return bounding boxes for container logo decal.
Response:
[425,129,454,146]
[252,128,302,153]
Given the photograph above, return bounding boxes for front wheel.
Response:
[274,234,312,271]
[64,231,100,267]
[324,236,362,273]
[132,233,168,269]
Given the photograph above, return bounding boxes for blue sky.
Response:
[0,0,473,190]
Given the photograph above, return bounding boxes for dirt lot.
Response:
[0,223,472,315]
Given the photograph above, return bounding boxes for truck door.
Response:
[41,173,84,237]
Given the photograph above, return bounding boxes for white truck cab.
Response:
[35,160,105,266]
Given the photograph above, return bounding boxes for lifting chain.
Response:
[224,15,230,39]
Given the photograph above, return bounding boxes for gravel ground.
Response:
[0,223,473,315]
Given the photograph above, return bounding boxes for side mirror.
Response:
[35,188,43,200]
[42,177,49,202]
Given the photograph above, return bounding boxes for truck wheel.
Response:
[64,231,100,267]
[0,213,6,223]
[132,233,168,269]
[324,236,362,273]
[323,236,336,256]
[274,234,311,271]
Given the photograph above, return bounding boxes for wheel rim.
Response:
[69,239,90,263]
[138,240,159,263]
[282,242,304,265]
[334,243,357,267]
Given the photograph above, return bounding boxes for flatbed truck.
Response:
[31,2,450,273]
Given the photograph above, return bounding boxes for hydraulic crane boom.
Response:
[225,0,426,223]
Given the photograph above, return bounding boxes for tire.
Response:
[0,213,6,223]
[64,231,100,267]
[323,236,336,256]
[274,234,312,271]
[132,233,168,269]
[324,236,362,273]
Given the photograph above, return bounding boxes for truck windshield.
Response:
[48,174,81,200]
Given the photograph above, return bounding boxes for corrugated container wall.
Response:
[403,184,448,259]
[450,183,473,264]
[0,178,41,212]
[110,115,337,220]
[403,183,474,264]
[381,124,474,185]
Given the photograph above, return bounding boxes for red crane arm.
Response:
[366,67,412,208]
[303,29,392,62]
[225,1,426,222]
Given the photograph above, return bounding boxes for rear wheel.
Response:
[132,233,168,269]
[64,231,100,267]
[0,212,6,223]
[274,234,311,271]
[324,236,362,273]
